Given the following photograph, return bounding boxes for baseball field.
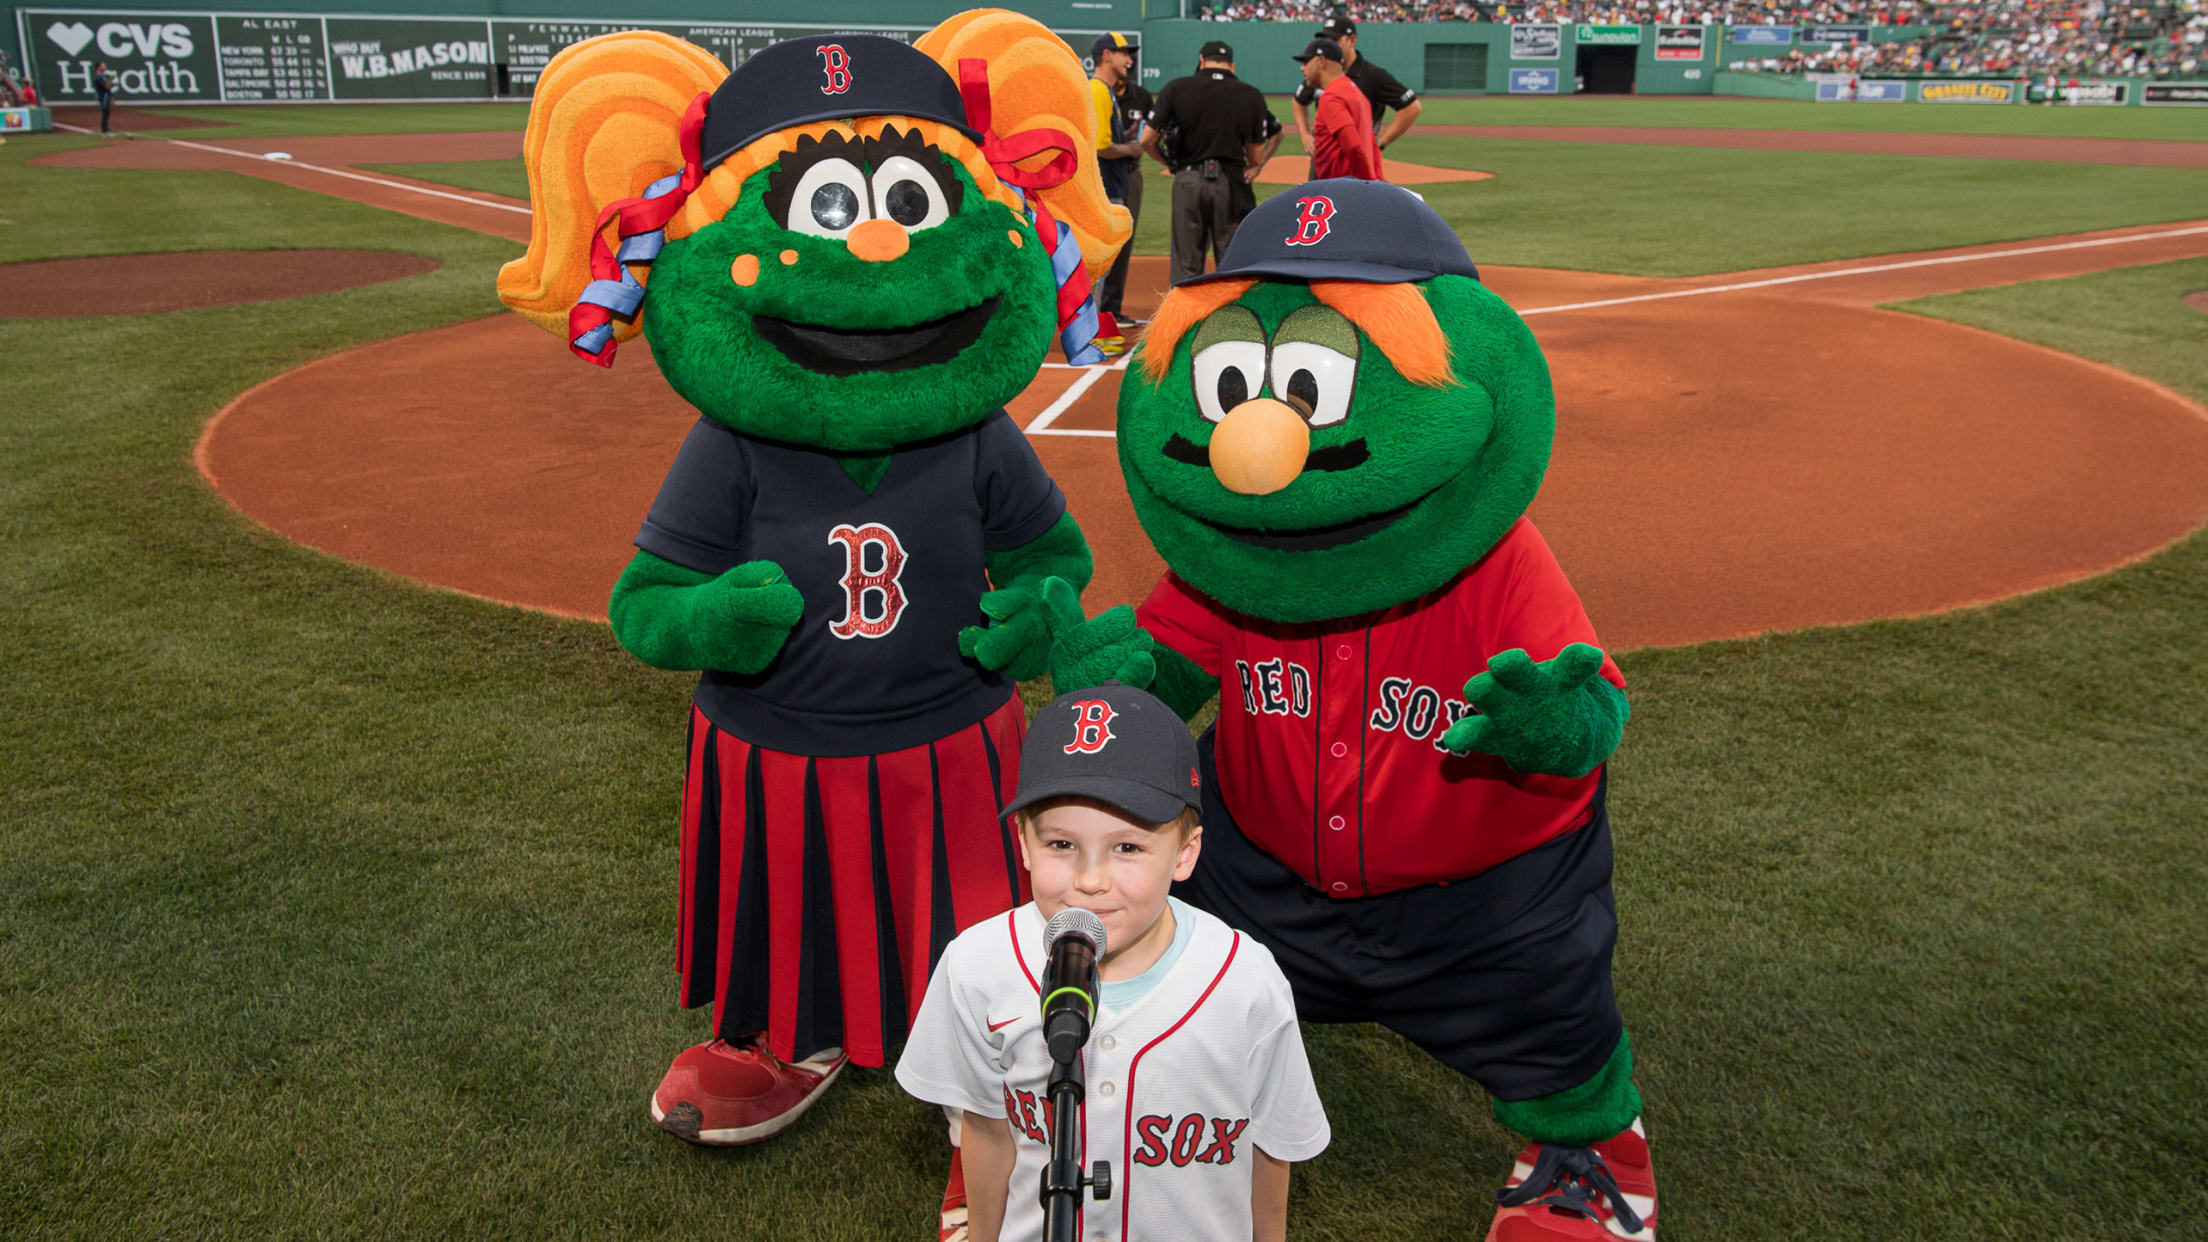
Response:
[4,91,2206,1240]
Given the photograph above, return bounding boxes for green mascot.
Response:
[1046,180,1656,1242]
[494,15,1128,1237]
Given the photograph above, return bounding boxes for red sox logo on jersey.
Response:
[1133,1113,1250,1166]
[817,43,852,95]
[826,523,907,639]
[1284,195,1336,246]
[1063,700,1118,754]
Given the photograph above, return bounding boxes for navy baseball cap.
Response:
[1199,40,1235,60]
[1091,31,1137,57]
[1006,684,1201,826]
[1180,178,1481,286]
[1292,38,1344,64]
[699,34,981,173]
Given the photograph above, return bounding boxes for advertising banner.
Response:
[2060,79,2129,105]
[1802,24,1872,44]
[1730,26,1793,45]
[1918,79,2016,103]
[1510,23,1560,60]
[1655,25,1705,60]
[2142,81,2208,105]
[1575,24,1641,46]
[20,10,221,101]
[1813,76,1904,101]
[4,105,54,130]
[490,21,920,96]
[325,16,494,100]
[1508,67,1559,93]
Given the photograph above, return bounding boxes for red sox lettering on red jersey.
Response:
[1232,658,1476,753]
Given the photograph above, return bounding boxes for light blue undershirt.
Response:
[1098,896,1196,1014]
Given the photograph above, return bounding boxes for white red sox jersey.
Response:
[635,410,1066,756]
[1137,517,1626,897]
[897,901,1330,1242]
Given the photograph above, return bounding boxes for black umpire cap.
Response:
[1317,18,1356,39]
[699,34,981,173]
[1006,683,1201,825]
[1199,39,1235,61]
[1182,178,1481,286]
[1292,38,1345,64]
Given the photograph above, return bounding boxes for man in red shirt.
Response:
[1293,39,1379,182]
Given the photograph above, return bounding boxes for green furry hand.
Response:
[1442,644,1622,776]
[1041,578,1158,692]
[702,560,805,672]
[958,582,1054,681]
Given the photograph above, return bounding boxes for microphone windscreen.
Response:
[1043,906,1107,956]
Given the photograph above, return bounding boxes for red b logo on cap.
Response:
[1063,701,1118,754]
[818,44,852,95]
[1285,195,1336,246]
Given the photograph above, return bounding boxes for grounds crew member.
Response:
[1294,39,1378,182]
[1290,19,1422,168]
[1144,40,1283,285]
[1090,31,1146,355]
[1041,179,1660,1241]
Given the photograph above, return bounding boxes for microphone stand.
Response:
[1041,1053,1110,1242]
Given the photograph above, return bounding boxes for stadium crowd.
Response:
[1190,1,2205,78]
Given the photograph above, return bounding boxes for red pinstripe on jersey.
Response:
[1120,933,1243,1241]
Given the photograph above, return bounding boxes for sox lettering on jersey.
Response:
[817,43,852,94]
[1133,1114,1251,1166]
[1284,195,1336,246]
[1063,699,1118,753]
[826,522,908,639]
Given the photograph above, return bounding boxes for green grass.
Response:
[1130,138,2208,275]
[6,117,2208,1239]
[94,101,530,138]
[360,158,528,200]
[1374,94,2208,141]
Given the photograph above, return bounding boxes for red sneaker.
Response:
[940,1146,968,1242]
[1485,1118,1657,1242]
[648,1037,847,1147]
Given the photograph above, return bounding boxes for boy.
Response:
[898,684,1329,1242]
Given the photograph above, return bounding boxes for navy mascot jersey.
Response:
[636,411,1067,757]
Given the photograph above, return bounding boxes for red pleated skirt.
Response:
[674,695,1029,1067]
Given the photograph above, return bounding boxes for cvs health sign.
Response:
[25,11,220,101]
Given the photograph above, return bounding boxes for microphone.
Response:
[1040,907,1106,1064]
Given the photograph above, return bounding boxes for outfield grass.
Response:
[5,122,2208,1239]
[1398,94,2208,141]
[360,159,529,201]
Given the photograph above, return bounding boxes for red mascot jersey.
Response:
[1137,518,1624,897]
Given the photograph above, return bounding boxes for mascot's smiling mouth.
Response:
[1189,486,1444,552]
[755,297,999,376]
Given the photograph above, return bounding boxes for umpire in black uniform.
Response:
[1290,19,1423,162]
[1143,40,1282,286]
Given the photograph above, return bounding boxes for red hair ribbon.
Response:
[958,58,1097,338]
[566,90,709,367]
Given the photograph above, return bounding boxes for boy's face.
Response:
[1018,802,1200,965]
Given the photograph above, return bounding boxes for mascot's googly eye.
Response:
[1269,342,1356,428]
[870,156,951,231]
[786,158,873,238]
[1192,340,1268,424]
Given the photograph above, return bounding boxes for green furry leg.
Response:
[1490,1031,1641,1148]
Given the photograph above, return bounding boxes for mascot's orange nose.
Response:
[847,218,911,263]
[1209,399,1311,496]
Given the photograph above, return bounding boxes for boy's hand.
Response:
[1441,644,1608,771]
[1042,578,1157,692]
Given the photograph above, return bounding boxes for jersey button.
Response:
[1330,742,1347,758]
[1336,644,1351,660]
[1100,1034,1116,1051]
[1328,815,1345,831]
[1330,882,1349,893]
[1099,1081,1115,1097]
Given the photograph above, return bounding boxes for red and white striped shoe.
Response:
[940,1146,969,1241]
[648,1036,847,1147]
[1485,1118,1657,1242]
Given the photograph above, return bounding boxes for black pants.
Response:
[98,93,112,132]
[1097,166,1143,320]
[1175,728,1625,1103]
[1167,163,1253,286]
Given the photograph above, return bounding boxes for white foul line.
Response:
[55,122,531,216]
[1028,349,1130,437]
[1517,223,2208,316]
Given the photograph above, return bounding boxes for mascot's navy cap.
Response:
[1181,178,1480,286]
[699,34,983,172]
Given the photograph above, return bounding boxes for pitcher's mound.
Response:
[0,250,441,317]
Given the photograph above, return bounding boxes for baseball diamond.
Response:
[5,6,2208,1240]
